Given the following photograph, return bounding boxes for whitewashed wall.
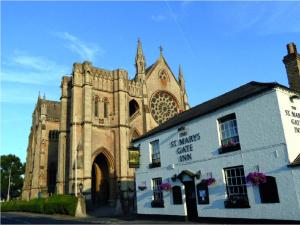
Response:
[135,88,300,221]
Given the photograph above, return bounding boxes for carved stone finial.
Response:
[73,63,82,75]
[287,43,297,54]
[83,61,92,74]
[159,45,163,56]
[179,65,183,78]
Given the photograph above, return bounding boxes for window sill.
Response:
[224,198,250,208]
[219,143,241,154]
[151,205,165,208]
[151,200,164,208]
[149,162,161,168]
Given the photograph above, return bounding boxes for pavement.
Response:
[1,212,196,224]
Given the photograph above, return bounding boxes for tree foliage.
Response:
[0,154,25,200]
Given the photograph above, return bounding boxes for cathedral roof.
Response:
[45,100,61,120]
[37,99,61,121]
[133,81,297,142]
[145,55,179,84]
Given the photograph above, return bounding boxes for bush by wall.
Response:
[0,195,78,216]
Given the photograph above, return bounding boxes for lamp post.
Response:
[6,162,14,201]
[74,115,78,197]
[79,183,83,196]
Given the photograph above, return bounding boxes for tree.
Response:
[0,154,25,200]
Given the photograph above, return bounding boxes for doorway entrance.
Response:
[177,170,198,221]
[91,153,110,206]
[183,180,198,221]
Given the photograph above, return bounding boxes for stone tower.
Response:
[22,96,60,200]
[283,42,300,92]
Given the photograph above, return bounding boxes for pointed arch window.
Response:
[94,96,99,117]
[103,98,109,118]
[129,99,139,117]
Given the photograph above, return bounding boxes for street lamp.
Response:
[79,183,83,196]
[7,162,15,201]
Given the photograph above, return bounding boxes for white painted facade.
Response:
[134,86,300,221]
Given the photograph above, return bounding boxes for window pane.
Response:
[224,166,248,199]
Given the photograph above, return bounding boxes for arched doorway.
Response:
[91,153,110,206]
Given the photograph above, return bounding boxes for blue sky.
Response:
[1,1,300,163]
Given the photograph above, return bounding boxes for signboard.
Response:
[128,147,140,168]
[170,131,201,163]
[284,106,300,134]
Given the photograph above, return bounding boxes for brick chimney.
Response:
[283,43,300,92]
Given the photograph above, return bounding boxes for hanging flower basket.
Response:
[246,172,267,185]
[159,183,172,191]
[201,178,216,186]
[138,185,147,191]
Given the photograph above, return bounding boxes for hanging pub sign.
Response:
[128,146,140,168]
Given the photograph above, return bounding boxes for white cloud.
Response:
[1,51,69,85]
[52,32,104,61]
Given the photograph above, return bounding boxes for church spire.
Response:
[178,65,190,110]
[178,65,185,91]
[135,38,146,78]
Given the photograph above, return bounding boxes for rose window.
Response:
[150,91,178,124]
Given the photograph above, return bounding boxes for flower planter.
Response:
[224,196,250,208]
[149,161,161,168]
[151,199,164,208]
[219,143,241,154]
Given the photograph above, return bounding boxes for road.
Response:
[1,212,88,224]
[1,212,195,224]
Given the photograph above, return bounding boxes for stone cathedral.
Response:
[22,40,190,210]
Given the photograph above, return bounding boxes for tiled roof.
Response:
[133,81,295,142]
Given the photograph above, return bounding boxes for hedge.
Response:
[0,195,78,216]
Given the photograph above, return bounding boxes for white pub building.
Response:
[132,43,300,222]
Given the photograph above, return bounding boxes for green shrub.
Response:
[44,195,78,216]
[0,195,78,216]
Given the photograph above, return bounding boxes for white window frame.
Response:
[218,114,240,146]
[224,166,248,199]
[150,140,160,163]
[152,177,163,201]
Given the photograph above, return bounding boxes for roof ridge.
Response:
[133,81,289,142]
